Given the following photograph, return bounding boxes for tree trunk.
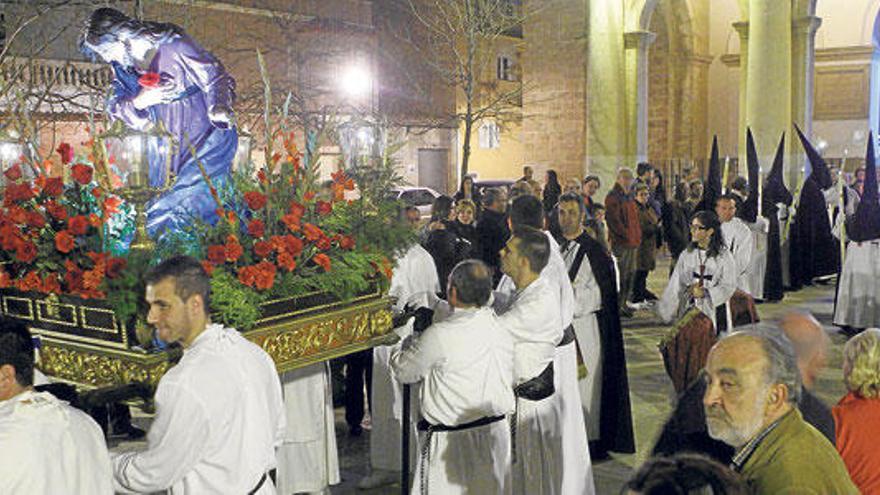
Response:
[462,109,473,180]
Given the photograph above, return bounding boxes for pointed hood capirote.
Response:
[795,123,833,190]
[762,133,792,214]
[697,135,722,213]
[742,128,760,222]
[848,132,880,242]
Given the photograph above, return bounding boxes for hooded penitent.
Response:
[740,129,760,223]
[847,132,880,242]
[696,136,722,214]
[762,134,791,301]
[790,124,840,289]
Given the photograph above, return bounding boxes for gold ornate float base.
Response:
[31,295,394,389]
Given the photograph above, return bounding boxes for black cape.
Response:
[847,132,880,242]
[570,231,636,454]
[790,126,839,289]
[762,134,791,301]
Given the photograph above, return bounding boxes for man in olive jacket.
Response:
[703,330,857,494]
[604,167,641,317]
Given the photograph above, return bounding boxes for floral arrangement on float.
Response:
[0,127,413,349]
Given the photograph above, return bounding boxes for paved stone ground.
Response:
[118,257,850,495]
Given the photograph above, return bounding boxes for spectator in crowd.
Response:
[633,183,660,304]
[687,179,704,213]
[662,181,692,276]
[583,175,601,218]
[833,328,880,494]
[423,195,463,297]
[451,199,479,256]
[453,175,482,210]
[585,203,610,253]
[702,330,857,493]
[542,169,562,213]
[518,165,542,195]
[564,177,582,195]
[476,187,510,286]
[510,180,534,201]
[624,453,747,495]
[605,167,642,317]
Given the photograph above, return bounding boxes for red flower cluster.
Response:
[238,261,276,290]
[244,191,267,211]
[56,143,74,165]
[71,164,93,185]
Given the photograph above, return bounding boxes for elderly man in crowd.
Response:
[652,311,835,463]
[391,260,515,494]
[113,256,285,494]
[702,329,857,493]
[0,318,113,494]
[605,167,641,317]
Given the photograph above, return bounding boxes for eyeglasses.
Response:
[690,224,708,231]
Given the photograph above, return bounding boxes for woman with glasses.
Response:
[656,211,739,392]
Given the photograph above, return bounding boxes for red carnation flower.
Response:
[304,191,316,201]
[338,235,355,250]
[315,200,333,216]
[252,261,276,290]
[3,164,22,182]
[138,72,161,88]
[254,240,273,258]
[42,177,63,197]
[103,196,122,217]
[45,201,67,221]
[7,206,27,224]
[55,231,75,254]
[302,223,323,242]
[316,236,331,251]
[201,261,215,276]
[56,143,74,165]
[15,240,38,263]
[277,252,297,272]
[225,240,243,262]
[312,253,331,272]
[71,164,93,185]
[207,245,227,265]
[289,201,306,219]
[5,183,34,203]
[26,211,46,229]
[244,191,267,211]
[247,219,265,238]
[68,215,90,236]
[42,273,61,294]
[18,271,42,292]
[284,235,304,257]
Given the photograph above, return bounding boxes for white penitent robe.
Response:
[277,363,340,494]
[0,390,113,494]
[561,238,603,440]
[391,306,516,495]
[113,324,285,495]
[721,218,754,296]
[371,243,440,472]
[657,248,738,330]
[495,277,568,495]
[745,217,769,300]
[834,240,880,328]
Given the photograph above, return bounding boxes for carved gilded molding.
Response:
[33,296,395,389]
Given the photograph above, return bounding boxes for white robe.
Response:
[744,217,769,300]
[277,363,340,494]
[834,240,880,328]
[561,238,603,441]
[391,306,515,495]
[371,243,440,472]
[0,390,113,494]
[721,218,754,296]
[658,248,738,330]
[112,324,285,495]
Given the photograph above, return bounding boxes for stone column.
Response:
[624,30,657,164]
[733,21,749,165]
[587,0,627,197]
[791,15,822,180]
[745,0,792,180]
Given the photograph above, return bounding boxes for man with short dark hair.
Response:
[702,330,857,493]
[477,187,511,285]
[391,260,514,494]
[113,256,284,494]
[716,194,755,298]
[0,318,113,493]
[604,167,642,317]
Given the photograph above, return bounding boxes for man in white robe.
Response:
[113,256,285,494]
[392,260,515,494]
[557,195,603,442]
[497,195,593,494]
[716,195,754,297]
[360,206,441,490]
[0,318,113,494]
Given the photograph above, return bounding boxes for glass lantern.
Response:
[233,128,253,171]
[99,120,175,251]
[338,118,387,169]
[0,127,25,187]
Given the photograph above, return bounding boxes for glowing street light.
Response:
[339,64,372,98]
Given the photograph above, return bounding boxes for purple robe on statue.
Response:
[107,31,237,236]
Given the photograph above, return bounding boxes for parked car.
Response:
[388,186,442,220]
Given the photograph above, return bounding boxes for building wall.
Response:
[520,0,587,184]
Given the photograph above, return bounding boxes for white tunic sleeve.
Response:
[112,380,211,493]
[658,253,688,323]
[704,251,738,310]
[390,327,446,385]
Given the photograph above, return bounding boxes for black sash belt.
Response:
[418,415,506,495]
[513,362,554,401]
[247,472,268,495]
[558,324,576,346]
